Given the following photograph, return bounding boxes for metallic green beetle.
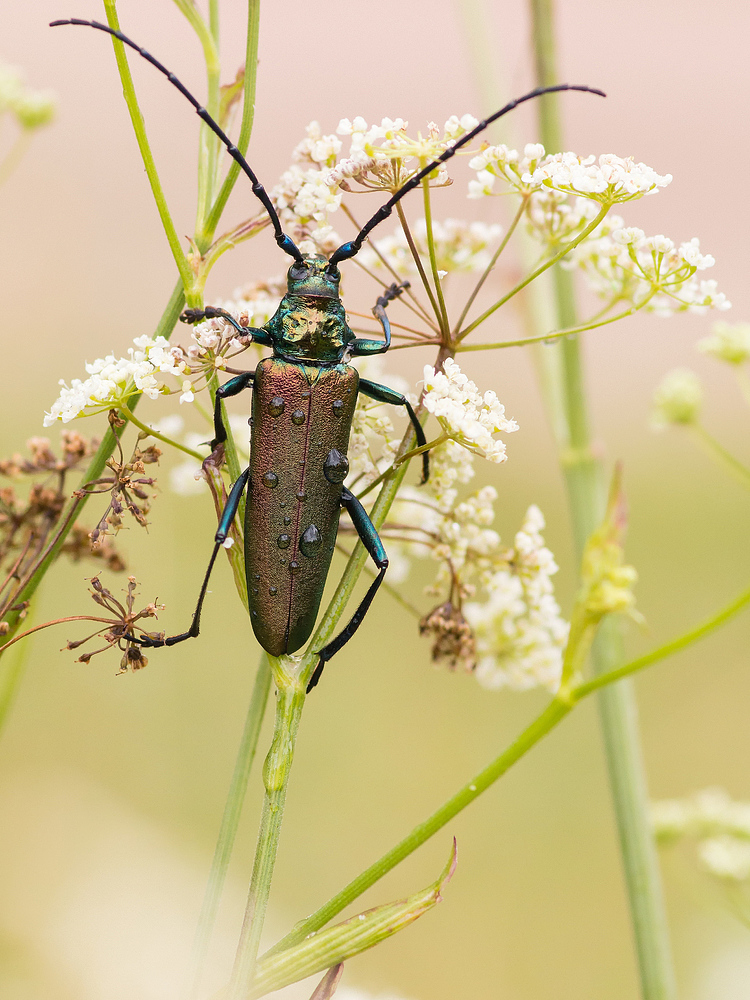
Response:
[51,18,604,689]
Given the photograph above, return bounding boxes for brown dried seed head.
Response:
[419,602,477,674]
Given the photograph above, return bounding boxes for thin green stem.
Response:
[528,2,676,996]
[421,177,450,335]
[170,0,222,230]
[229,678,306,999]
[453,195,527,335]
[575,580,750,699]
[266,699,571,955]
[102,0,192,292]
[0,610,34,739]
[119,404,205,461]
[190,654,272,1000]
[457,296,655,352]
[395,202,442,326]
[265,568,750,958]
[202,0,261,242]
[689,424,750,489]
[458,203,610,340]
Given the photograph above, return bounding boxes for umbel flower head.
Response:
[422,359,518,463]
[652,369,702,428]
[698,321,750,366]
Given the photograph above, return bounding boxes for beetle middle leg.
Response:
[130,468,251,648]
[307,486,388,692]
[358,377,430,483]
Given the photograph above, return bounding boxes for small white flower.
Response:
[422,359,518,463]
[699,836,750,881]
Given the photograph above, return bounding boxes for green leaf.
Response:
[249,840,457,998]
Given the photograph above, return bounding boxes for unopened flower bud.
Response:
[652,369,702,427]
[698,321,750,366]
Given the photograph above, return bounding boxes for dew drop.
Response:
[280,557,287,566]
[289,560,301,576]
[268,396,285,417]
[332,399,345,417]
[323,448,349,484]
[283,515,292,526]
[296,488,307,502]
[253,573,261,582]
[262,471,279,488]
[300,524,322,557]
[291,409,306,425]
[277,533,291,549]
[269,586,278,596]
[252,587,259,595]
[300,390,311,399]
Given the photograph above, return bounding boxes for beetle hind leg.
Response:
[307,487,388,693]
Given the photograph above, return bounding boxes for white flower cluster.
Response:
[0,61,56,130]
[422,359,518,463]
[562,221,730,316]
[44,336,188,426]
[359,218,503,277]
[468,141,548,198]
[699,321,750,366]
[271,114,479,253]
[653,788,750,882]
[469,143,671,205]
[525,190,601,249]
[528,151,672,203]
[465,505,569,692]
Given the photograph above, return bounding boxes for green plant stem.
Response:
[229,676,306,998]
[689,423,750,489]
[457,203,610,340]
[421,177,450,335]
[266,570,750,957]
[458,296,655,352]
[118,404,205,461]
[453,195,527,336]
[529,2,676,996]
[171,0,221,229]
[267,697,570,956]
[0,611,34,738]
[201,0,261,242]
[102,0,192,292]
[190,654,272,999]
[576,579,750,698]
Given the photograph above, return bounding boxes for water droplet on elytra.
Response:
[268,396,285,417]
[269,586,278,596]
[324,449,349,484]
[296,489,307,502]
[289,560,301,575]
[277,533,291,549]
[262,471,279,488]
[283,515,292,525]
[332,399,344,417]
[300,524,322,557]
[291,409,306,425]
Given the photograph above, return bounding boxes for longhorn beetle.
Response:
[51,18,604,691]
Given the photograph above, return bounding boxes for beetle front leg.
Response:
[131,468,251,648]
[358,376,429,483]
[307,486,388,693]
[349,281,410,356]
[210,371,255,448]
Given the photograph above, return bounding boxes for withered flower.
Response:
[419,601,476,673]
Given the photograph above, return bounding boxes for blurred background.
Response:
[1,1,749,998]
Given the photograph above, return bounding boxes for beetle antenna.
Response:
[328,83,606,266]
[50,18,305,263]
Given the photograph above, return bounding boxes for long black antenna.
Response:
[328,83,606,267]
[50,18,305,263]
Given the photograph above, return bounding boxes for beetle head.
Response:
[286,254,341,300]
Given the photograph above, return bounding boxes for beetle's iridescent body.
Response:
[50,15,605,687]
[247,356,358,655]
